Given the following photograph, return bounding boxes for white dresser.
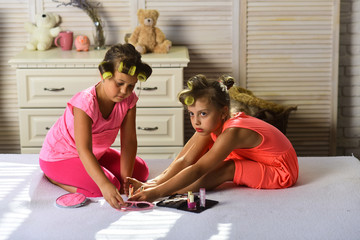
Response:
[9,46,189,159]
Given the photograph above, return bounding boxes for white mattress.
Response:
[0,154,359,240]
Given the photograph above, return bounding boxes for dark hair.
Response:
[178,74,235,110]
[98,43,152,81]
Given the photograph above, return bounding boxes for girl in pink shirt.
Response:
[39,43,152,209]
[128,74,299,203]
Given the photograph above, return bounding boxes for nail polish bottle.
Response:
[187,192,196,210]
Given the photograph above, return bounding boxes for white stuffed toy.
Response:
[24,13,61,51]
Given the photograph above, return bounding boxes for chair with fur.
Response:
[225,81,297,135]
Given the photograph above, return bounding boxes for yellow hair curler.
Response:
[118,61,124,72]
[137,72,147,82]
[187,80,193,90]
[118,62,137,76]
[184,95,195,106]
[102,72,113,80]
[128,66,136,76]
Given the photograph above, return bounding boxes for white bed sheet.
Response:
[0,154,359,240]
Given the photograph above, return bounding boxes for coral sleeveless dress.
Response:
[211,112,299,189]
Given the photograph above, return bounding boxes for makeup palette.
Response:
[157,193,218,213]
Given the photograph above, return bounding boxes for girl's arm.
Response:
[130,129,237,202]
[119,106,137,185]
[126,131,213,194]
[73,107,124,209]
[130,127,262,202]
[154,131,236,198]
[151,132,213,185]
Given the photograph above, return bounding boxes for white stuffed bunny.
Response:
[24,13,61,51]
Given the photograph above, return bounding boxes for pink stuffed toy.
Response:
[75,35,90,51]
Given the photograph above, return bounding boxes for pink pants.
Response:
[39,148,149,197]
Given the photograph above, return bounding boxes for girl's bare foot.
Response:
[125,177,144,195]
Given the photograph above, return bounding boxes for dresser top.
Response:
[9,46,189,68]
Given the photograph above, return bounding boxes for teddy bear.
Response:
[128,9,172,54]
[24,12,61,51]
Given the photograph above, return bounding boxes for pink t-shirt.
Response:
[40,84,138,162]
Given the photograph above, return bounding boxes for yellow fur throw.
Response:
[229,86,297,135]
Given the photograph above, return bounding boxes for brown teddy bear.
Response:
[128,9,172,54]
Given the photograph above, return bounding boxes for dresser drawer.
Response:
[137,68,183,107]
[114,107,184,146]
[17,69,99,108]
[17,68,183,108]
[19,107,183,147]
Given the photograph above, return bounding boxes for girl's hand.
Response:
[100,182,125,209]
[128,187,160,203]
